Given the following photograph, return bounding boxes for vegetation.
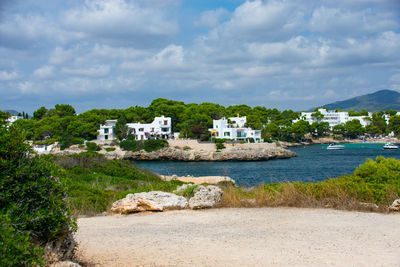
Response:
[0,122,76,266]
[85,141,101,152]
[50,152,182,215]
[220,156,399,212]
[120,137,168,152]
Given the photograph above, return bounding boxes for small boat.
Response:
[383,143,399,150]
[327,143,345,150]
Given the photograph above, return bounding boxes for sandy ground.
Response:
[76,207,400,267]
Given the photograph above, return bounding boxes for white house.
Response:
[6,115,23,124]
[97,119,117,140]
[209,116,262,142]
[126,116,171,140]
[97,116,172,141]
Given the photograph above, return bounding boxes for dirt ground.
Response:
[76,207,400,267]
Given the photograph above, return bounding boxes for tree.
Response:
[0,121,76,265]
[389,115,400,136]
[311,122,330,137]
[344,119,365,139]
[311,110,324,121]
[33,107,48,120]
[115,114,130,141]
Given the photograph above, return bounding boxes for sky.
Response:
[0,0,400,114]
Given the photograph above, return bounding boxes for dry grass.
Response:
[220,183,392,213]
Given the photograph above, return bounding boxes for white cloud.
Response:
[0,70,19,81]
[61,65,110,77]
[61,0,178,47]
[194,8,230,28]
[32,65,54,79]
[310,6,398,36]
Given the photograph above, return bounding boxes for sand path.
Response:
[76,207,400,266]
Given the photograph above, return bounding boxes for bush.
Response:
[0,123,76,264]
[105,147,116,152]
[120,138,168,152]
[59,136,84,150]
[0,214,44,266]
[86,142,101,152]
[216,142,225,150]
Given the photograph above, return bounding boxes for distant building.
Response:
[126,116,171,140]
[97,116,172,141]
[209,116,262,142]
[6,115,23,124]
[293,109,371,128]
[98,120,117,140]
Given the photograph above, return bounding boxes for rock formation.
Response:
[110,191,188,214]
[123,147,296,161]
[188,185,223,209]
[389,199,400,212]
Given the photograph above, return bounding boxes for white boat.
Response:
[327,143,345,150]
[383,143,399,149]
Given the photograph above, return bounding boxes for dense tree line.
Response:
[3,100,400,146]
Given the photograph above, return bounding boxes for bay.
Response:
[135,143,400,186]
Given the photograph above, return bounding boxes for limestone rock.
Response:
[50,261,81,267]
[189,185,223,209]
[389,199,400,212]
[111,191,188,214]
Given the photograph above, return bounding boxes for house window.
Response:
[105,135,108,140]
[161,128,169,132]
[151,128,154,132]
[164,120,168,125]
[224,132,230,137]
[104,128,109,134]
[139,128,144,132]
[216,125,218,128]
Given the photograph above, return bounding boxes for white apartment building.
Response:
[209,116,262,142]
[97,116,172,141]
[293,109,371,128]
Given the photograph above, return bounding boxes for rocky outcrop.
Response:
[161,174,236,185]
[188,185,223,209]
[123,147,296,161]
[110,191,188,214]
[389,199,400,212]
[50,261,81,267]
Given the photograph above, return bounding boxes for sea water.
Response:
[135,143,400,186]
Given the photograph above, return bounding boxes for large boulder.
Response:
[389,199,400,212]
[111,191,188,214]
[189,185,223,209]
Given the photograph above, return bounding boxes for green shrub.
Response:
[86,142,101,152]
[105,147,116,152]
[183,146,192,150]
[0,123,76,264]
[143,139,168,152]
[59,136,84,150]
[0,214,44,266]
[120,138,168,152]
[216,142,225,150]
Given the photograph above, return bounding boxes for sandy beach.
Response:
[76,207,400,266]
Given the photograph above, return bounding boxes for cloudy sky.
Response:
[1,0,399,113]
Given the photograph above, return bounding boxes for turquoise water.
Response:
[135,143,400,186]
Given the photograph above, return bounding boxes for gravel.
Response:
[76,207,400,266]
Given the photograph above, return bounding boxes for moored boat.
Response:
[327,143,345,150]
[383,143,399,150]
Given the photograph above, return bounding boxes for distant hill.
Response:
[320,90,400,112]
[2,109,20,115]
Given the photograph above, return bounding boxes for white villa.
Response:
[6,115,23,124]
[97,116,172,141]
[293,109,371,128]
[209,116,262,142]
[98,119,118,140]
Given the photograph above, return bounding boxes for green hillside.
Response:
[321,90,400,112]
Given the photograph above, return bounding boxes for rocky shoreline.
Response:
[120,146,296,161]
